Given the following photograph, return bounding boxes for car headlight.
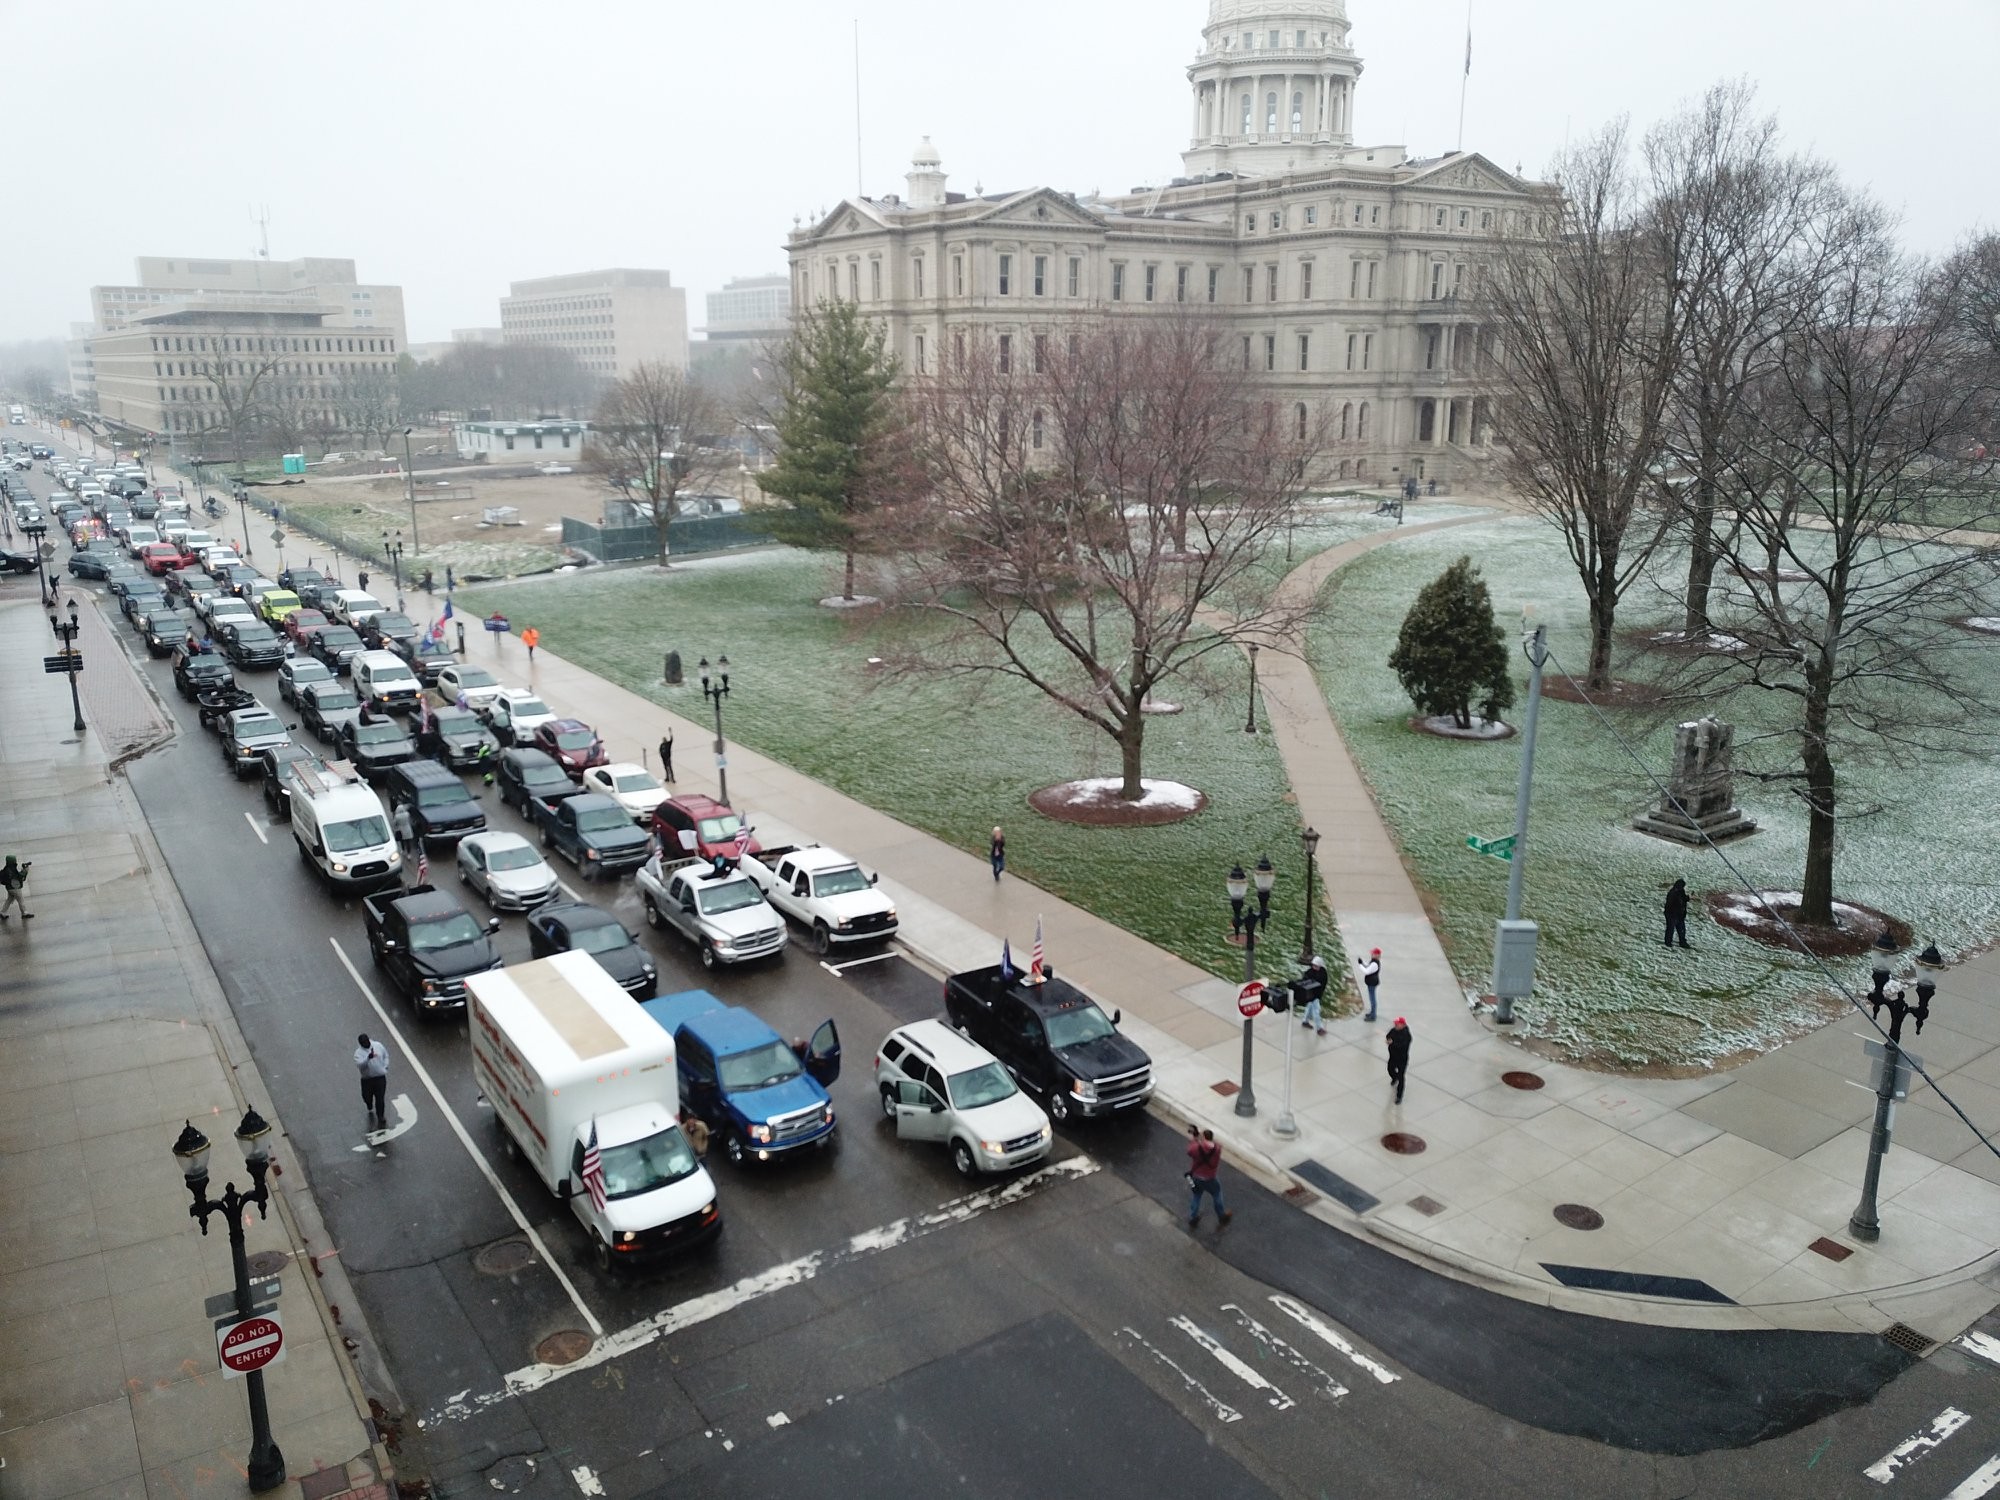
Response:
[748,1124,773,1143]
[421,978,438,994]
[1071,1078,1097,1100]
[584,846,600,859]
[980,1140,1005,1154]
[642,964,656,976]
[1039,1123,1053,1140]
[619,1230,637,1243]
[330,860,349,874]
[884,907,898,922]
[837,918,853,930]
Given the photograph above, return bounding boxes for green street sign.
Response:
[1466,833,1516,862]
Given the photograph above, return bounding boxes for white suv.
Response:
[874,1020,1051,1177]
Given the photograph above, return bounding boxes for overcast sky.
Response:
[8,0,1994,345]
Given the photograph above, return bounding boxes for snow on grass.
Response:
[1414,714,1512,740]
[460,549,1334,980]
[1711,890,1877,942]
[1308,516,2000,1069]
[1964,617,2000,634]
[1059,778,1205,812]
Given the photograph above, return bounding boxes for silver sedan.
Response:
[456,831,561,912]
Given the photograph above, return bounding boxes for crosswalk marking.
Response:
[1222,1304,1349,1402]
[1866,1408,1972,1484]
[1267,1294,1400,1385]
[1945,1456,2000,1500]
[1170,1316,1295,1411]
[1956,1332,2000,1370]
[1118,1327,1243,1424]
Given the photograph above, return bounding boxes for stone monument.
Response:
[1633,716,1757,845]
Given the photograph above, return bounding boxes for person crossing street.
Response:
[0,855,33,921]
[1185,1124,1231,1228]
[354,1033,390,1130]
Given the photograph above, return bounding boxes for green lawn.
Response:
[1307,517,2000,1067]
[461,548,1342,981]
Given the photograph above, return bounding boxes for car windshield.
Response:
[815,867,871,897]
[523,763,569,788]
[408,911,486,952]
[698,879,764,915]
[566,921,630,955]
[697,814,742,842]
[324,816,390,853]
[577,807,630,834]
[435,709,481,733]
[234,625,276,642]
[611,771,660,794]
[717,1040,801,1091]
[236,716,281,737]
[486,844,542,873]
[417,785,470,807]
[314,690,358,711]
[553,729,595,751]
[512,698,550,718]
[595,1126,698,1200]
[948,1061,1019,1110]
[370,663,415,682]
[289,661,330,679]
[456,668,498,688]
[352,723,407,746]
[1044,1004,1117,1050]
[319,629,360,649]
[374,615,414,633]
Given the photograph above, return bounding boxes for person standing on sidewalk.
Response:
[1386,1017,1412,1104]
[1663,879,1691,949]
[990,826,1006,882]
[1294,955,1328,1037]
[522,626,540,663]
[658,731,676,784]
[354,1033,390,1130]
[390,800,415,855]
[1186,1124,1231,1227]
[1358,947,1382,1021]
[0,855,33,921]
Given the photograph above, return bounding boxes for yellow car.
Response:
[258,589,303,626]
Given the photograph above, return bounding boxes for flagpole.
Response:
[1456,0,1471,152]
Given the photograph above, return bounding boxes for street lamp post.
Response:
[381,532,406,611]
[21,519,49,603]
[1298,825,1321,964]
[48,597,85,732]
[171,1111,286,1492]
[192,456,210,516]
[1848,950,1937,1242]
[1244,641,1261,734]
[1226,856,1277,1118]
[402,428,419,550]
[236,481,253,561]
[699,654,732,806]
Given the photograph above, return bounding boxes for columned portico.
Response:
[1182,1,1363,178]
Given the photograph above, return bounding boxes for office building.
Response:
[499,269,688,379]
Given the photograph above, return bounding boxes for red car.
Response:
[650,793,763,863]
[141,542,191,575]
[284,608,330,645]
[531,718,608,779]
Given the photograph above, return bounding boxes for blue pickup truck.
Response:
[640,990,841,1165]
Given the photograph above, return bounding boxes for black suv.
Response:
[309,624,366,675]
[215,618,286,668]
[382,759,488,845]
[942,964,1154,1123]
[494,747,584,816]
[336,716,418,782]
[172,647,236,700]
[527,902,657,998]
[417,705,498,769]
[141,608,200,657]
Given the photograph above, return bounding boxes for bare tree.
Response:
[1671,205,1999,926]
[342,367,402,452]
[882,315,1329,800]
[1940,232,2000,390]
[1483,122,1681,688]
[181,332,289,470]
[589,362,729,566]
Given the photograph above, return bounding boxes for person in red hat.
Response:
[1358,947,1382,1021]
[1386,1018,1412,1104]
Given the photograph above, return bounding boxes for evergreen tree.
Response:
[1387,555,1516,729]
[757,300,901,600]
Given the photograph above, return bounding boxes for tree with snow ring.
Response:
[1387,556,1516,731]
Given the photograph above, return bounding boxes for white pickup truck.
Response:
[739,843,899,955]
[635,852,788,971]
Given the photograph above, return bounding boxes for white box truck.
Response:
[468,951,720,1269]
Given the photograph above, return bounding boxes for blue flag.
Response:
[1000,938,1014,982]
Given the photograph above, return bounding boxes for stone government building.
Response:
[786,0,1544,489]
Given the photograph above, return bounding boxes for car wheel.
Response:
[812,921,832,956]
[725,1134,745,1166]
[457,866,468,885]
[643,896,662,930]
[1048,1089,1071,1124]
[699,940,718,972]
[540,825,553,849]
[880,1085,898,1120]
[951,1139,978,1177]
[592,1233,612,1274]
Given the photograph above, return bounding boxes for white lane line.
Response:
[1222,1304,1348,1402]
[1867,1408,1972,1484]
[328,936,604,1337]
[558,880,581,901]
[350,1094,418,1152]
[244,811,269,844]
[820,951,898,976]
[1947,1457,2000,1500]
[420,1155,1101,1426]
[1117,1327,1242,1424]
[1170,1316,1294,1410]
[1956,1332,2000,1369]
[569,1466,603,1497]
[1267,1295,1400,1385]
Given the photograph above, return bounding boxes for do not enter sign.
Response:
[1237,980,1267,1017]
[216,1312,285,1379]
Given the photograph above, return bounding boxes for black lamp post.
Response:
[401,428,419,549]
[699,654,732,805]
[1849,938,1937,1243]
[1244,642,1261,734]
[236,482,253,561]
[48,596,85,732]
[381,531,406,610]
[172,1111,286,1492]
[21,518,49,603]
[192,456,210,515]
[1226,855,1278,1118]
[1298,826,1321,963]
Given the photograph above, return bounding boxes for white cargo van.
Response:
[468,951,720,1269]
[288,757,403,890]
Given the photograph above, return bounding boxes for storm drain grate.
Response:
[246,1250,290,1278]
[1884,1323,1935,1355]
[1501,1070,1547,1091]
[1380,1132,1427,1155]
[1552,1203,1606,1231]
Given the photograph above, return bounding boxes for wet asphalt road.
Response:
[34,438,2000,1500]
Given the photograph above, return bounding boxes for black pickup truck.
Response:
[942,964,1154,1123]
[360,883,503,1013]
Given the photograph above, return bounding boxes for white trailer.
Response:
[468,951,720,1269]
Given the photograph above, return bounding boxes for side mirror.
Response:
[1112,1009,1122,1026]
[556,1178,573,1201]
[868,871,879,886]
[930,1099,945,1114]
[379,938,400,952]
[488,917,502,932]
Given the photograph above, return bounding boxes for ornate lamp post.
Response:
[381,531,406,611]
[1849,943,1938,1242]
[699,654,732,805]
[1298,826,1321,963]
[1226,855,1277,1118]
[171,1111,286,1491]
[48,596,85,732]
[1244,641,1261,734]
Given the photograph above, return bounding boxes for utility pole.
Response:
[1492,624,1546,1025]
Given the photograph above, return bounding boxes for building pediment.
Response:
[959,188,1106,234]
[1403,152,1526,195]
[804,200,891,240]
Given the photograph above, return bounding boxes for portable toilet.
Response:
[281,453,306,475]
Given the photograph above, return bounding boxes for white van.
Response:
[288,758,403,889]
[467,951,720,1269]
[352,650,421,714]
[330,589,385,628]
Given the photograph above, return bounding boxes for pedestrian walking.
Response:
[1386,1017,1412,1104]
[0,855,33,921]
[354,1033,390,1130]
[1185,1124,1231,1227]
[658,730,676,784]
[1294,955,1329,1037]
[680,1108,710,1159]
[990,826,1006,883]
[445,564,455,591]
[1358,947,1382,1021]
[391,800,415,854]
[522,626,540,663]
[1663,878,1691,949]
[357,569,370,593]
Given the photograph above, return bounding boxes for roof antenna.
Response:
[853,19,864,197]
[251,204,271,259]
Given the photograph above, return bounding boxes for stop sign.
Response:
[1237,980,1267,1017]
[217,1312,285,1377]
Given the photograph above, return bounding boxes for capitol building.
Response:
[786,0,1544,488]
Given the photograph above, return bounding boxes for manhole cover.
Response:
[1380,1132,1427,1155]
[535,1330,594,1367]
[1553,1203,1605,1231]
[1501,1071,1546,1091]
[474,1240,537,1276]
[245,1250,289,1277]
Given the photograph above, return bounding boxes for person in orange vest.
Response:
[521,625,540,663]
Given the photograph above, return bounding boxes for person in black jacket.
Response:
[1293,956,1329,1036]
[1664,879,1691,949]
[1385,1018,1412,1104]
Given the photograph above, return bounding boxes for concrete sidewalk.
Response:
[475,516,2000,1342]
[0,588,391,1500]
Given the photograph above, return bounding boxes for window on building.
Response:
[1268,29,1280,46]
[1304,205,1318,226]
[1357,402,1369,440]
[1111,264,1126,301]
[1346,333,1357,370]
[998,254,1012,295]
[1301,261,1313,299]
[1069,335,1082,363]
[1244,267,1256,302]
[1034,255,1047,295]
[1296,402,1309,440]
[1264,335,1276,372]
[870,260,882,299]
[1353,203,1365,225]
[1266,91,1278,133]
[1242,32,1252,49]
[1271,209,1283,231]
[1435,207,1448,228]
[1292,92,1303,132]
[1340,402,1351,439]
[1458,209,1470,228]
[1298,335,1310,371]
[1362,334,1373,370]
[1425,332,1439,370]
[998,334,1012,373]
[1297,28,1307,45]
[1032,410,1045,450]
[914,258,925,298]
[953,255,965,296]
[1175,266,1188,302]
[1267,264,1279,301]
[848,263,859,300]
[1245,214,1256,234]
[915,334,926,374]
[1144,264,1158,302]
[1430,262,1444,299]
[1207,267,1220,302]
[1349,260,1362,298]
[1242,336,1253,371]
[1453,263,1467,298]
[1370,205,1380,225]
[1481,210,1493,229]
[1367,262,1378,297]
[1067,257,1081,296]
[954,331,966,367]
[1033,333,1048,373]
[1241,93,1252,133]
